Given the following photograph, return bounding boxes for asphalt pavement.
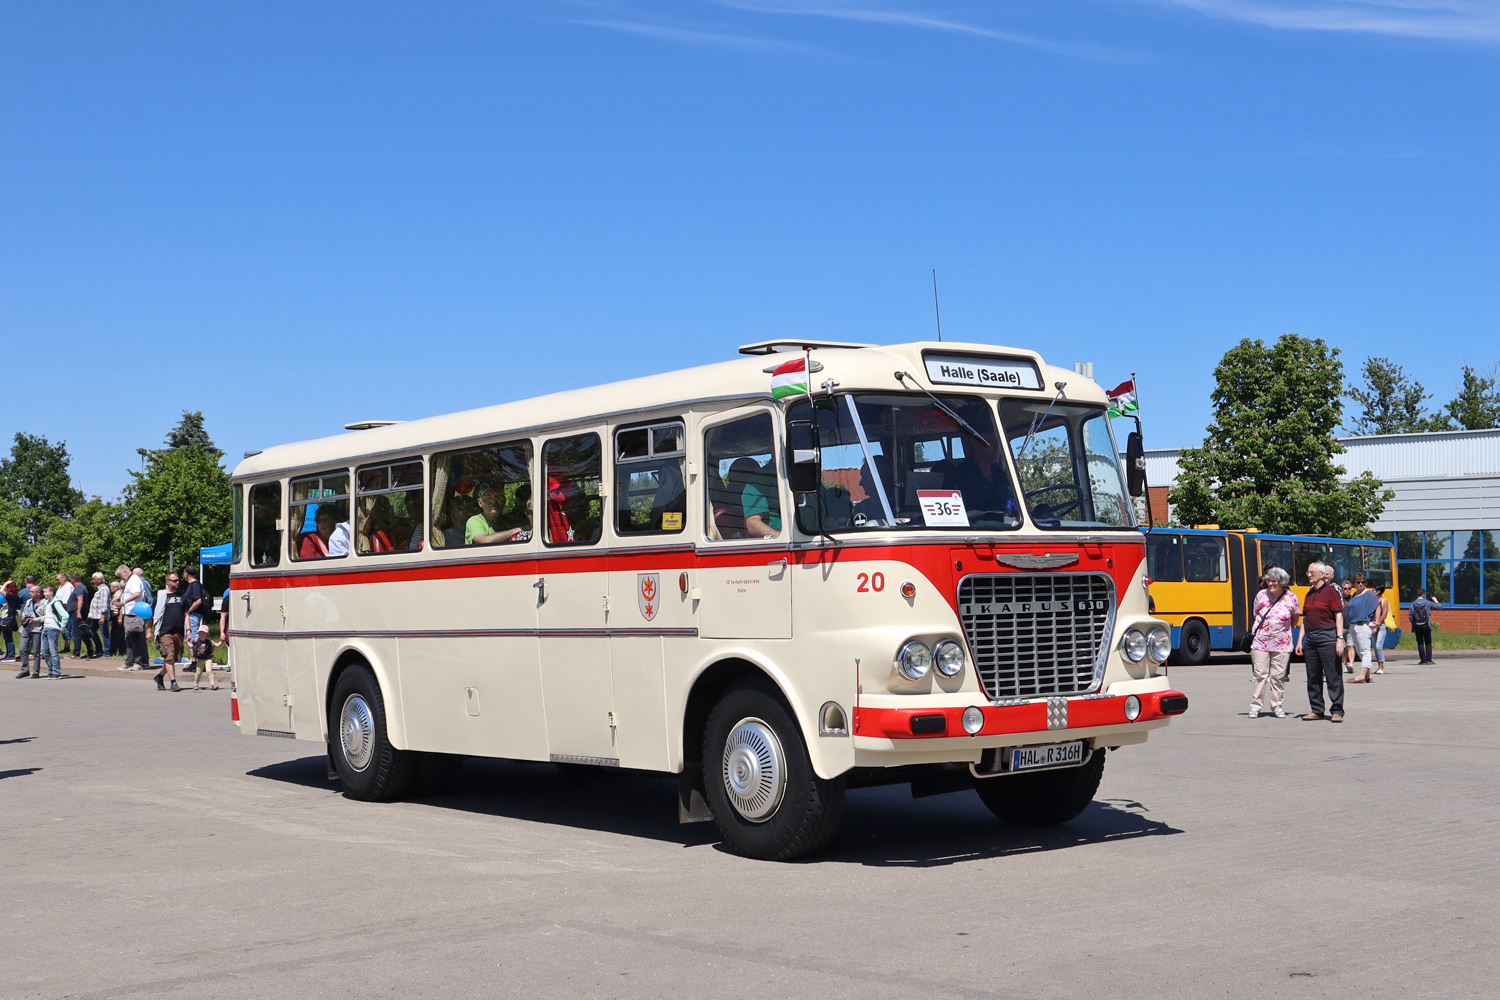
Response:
[2,656,1496,999]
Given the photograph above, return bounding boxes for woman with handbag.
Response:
[1372,586,1394,675]
[1249,566,1301,719]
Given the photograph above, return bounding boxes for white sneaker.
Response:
[1273,708,1286,718]
[1248,706,1260,718]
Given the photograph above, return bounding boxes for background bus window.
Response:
[431,441,533,548]
[615,420,686,535]
[232,484,243,564]
[544,434,603,545]
[1146,533,1183,582]
[289,472,349,561]
[249,482,283,568]
[1294,541,1329,584]
[1259,539,1293,577]
[1183,535,1226,582]
[356,460,424,554]
[1329,543,1362,583]
[705,413,780,540]
[1361,545,1393,589]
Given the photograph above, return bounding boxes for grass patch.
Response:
[1395,631,1500,651]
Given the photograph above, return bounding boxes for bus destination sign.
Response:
[923,354,1042,390]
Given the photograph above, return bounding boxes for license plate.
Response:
[1011,741,1084,772]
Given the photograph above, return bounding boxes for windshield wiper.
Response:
[893,371,991,447]
[1016,380,1068,461]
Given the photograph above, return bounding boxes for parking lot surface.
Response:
[3,657,1497,999]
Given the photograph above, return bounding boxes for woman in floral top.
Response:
[1249,566,1301,718]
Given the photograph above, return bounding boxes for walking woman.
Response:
[1249,566,1301,718]
[1372,585,1393,675]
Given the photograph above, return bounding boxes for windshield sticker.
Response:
[917,490,970,528]
[924,355,1042,390]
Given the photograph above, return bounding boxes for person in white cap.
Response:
[190,624,219,691]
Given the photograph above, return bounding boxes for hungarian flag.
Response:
[1106,378,1138,418]
[769,357,811,400]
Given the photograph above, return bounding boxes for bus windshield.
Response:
[998,399,1135,530]
[789,392,1021,533]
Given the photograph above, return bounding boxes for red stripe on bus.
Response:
[853,690,1184,739]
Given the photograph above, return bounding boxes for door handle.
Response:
[533,577,547,604]
[768,558,788,568]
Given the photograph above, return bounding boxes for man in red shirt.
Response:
[1295,561,1346,722]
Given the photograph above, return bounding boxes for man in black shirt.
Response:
[151,572,186,692]
[182,565,206,638]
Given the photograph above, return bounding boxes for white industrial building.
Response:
[1143,427,1500,618]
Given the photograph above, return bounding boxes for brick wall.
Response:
[1404,607,1500,634]
[1145,486,1171,526]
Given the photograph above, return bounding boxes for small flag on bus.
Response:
[769,357,811,399]
[1106,378,1138,418]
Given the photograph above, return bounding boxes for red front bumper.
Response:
[854,690,1188,740]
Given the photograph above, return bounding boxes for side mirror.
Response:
[785,419,821,494]
[1126,430,1146,498]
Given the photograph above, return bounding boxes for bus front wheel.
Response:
[701,682,845,861]
[329,664,414,801]
[975,749,1105,826]
[1175,619,1211,666]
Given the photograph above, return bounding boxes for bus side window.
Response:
[430,441,533,548]
[356,460,425,554]
[1147,533,1183,582]
[615,420,686,535]
[232,483,244,564]
[543,434,603,546]
[249,482,283,568]
[288,471,350,561]
[704,413,781,541]
[1260,540,1293,579]
[1183,535,1226,582]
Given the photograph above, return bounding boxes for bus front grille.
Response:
[957,573,1117,701]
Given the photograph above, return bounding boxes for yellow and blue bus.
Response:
[1144,529,1398,664]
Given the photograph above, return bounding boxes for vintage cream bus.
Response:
[228,339,1188,860]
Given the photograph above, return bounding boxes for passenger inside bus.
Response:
[357,495,398,553]
[467,485,531,544]
[299,505,340,559]
[704,413,781,540]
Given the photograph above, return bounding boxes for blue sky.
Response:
[3,1,1499,498]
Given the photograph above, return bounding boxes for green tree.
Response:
[1170,334,1393,536]
[117,446,233,583]
[165,410,223,458]
[0,433,86,545]
[1345,357,1435,435]
[12,498,126,584]
[1429,364,1500,431]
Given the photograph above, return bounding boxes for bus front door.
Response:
[537,568,618,763]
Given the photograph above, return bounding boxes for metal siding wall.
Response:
[1368,476,1500,532]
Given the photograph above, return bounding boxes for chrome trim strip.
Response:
[550,754,620,767]
[256,729,296,740]
[232,627,698,640]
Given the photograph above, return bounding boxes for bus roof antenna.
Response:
[932,269,943,342]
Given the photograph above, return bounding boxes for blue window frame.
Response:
[1390,529,1500,608]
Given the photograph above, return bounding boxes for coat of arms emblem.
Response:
[637,573,660,622]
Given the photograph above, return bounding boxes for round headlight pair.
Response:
[1121,628,1149,663]
[896,639,965,681]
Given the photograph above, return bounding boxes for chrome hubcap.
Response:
[340,694,375,772]
[722,718,785,822]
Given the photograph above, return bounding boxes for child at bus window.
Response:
[468,487,529,544]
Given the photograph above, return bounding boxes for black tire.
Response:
[975,749,1105,826]
[1175,619,1211,666]
[329,664,414,801]
[701,682,845,861]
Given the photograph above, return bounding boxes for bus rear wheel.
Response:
[329,664,414,801]
[1175,619,1211,666]
[701,683,845,861]
[975,749,1105,826]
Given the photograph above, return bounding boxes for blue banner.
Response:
[199,542,234,565]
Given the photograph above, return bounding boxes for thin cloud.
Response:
[1139,0,1500,41]
[713,0,1136,59]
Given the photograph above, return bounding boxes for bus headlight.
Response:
[933,639,964,678]
[895,640,932,681]
[1147,627,1171,664]
[1124,695,1142,721]
[1121,628,1148,663]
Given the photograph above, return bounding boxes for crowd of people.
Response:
[1246,559,1442,722]
[3,564,222,692]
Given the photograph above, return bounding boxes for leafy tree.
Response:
[117,445,232,583]
[12,498,126,584]
[1345,357,1435,435]
[0,496,32,580]
[165,410,223,458]
[0,433,86,545]
[1170,334,1393,536]
[1428,364,1500,431]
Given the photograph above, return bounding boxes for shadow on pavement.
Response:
[250,755,1181,864]
[0,767,42,780]
[0,737,36,745]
